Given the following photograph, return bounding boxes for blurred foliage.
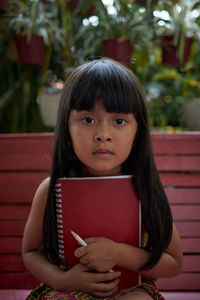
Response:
[0,0,200,133]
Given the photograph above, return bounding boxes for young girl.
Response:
[23,58,183,300]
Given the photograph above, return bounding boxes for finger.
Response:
[95,271,121,283]
[93,278,120,293]
[84,237,98,244]
[74,246,87,258]
[79,255,89,265]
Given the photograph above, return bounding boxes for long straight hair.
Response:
[43,58,173,270]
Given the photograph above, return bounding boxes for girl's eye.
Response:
[82,117,94,124]
[115,118,125,126]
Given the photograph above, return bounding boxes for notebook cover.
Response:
[55,175,141,289]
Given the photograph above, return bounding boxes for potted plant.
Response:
[155,0,200,67]
[36,70,65,127]
[3,0,64,65]
[76,0,151,68]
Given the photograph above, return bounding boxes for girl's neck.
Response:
[81,165,124,178]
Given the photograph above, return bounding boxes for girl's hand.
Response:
[74,237,119,272]
[60,263,121,297]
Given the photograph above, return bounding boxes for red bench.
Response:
[0,132,200,299]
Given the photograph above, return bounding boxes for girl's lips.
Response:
[93,149,114,155]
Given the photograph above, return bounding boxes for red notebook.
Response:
[55,175,141,289]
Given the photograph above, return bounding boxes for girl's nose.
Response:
[94,125,112,142]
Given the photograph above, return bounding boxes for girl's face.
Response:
[68,100,138,177]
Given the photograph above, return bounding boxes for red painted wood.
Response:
[181,238,200,253]
[0,205,30,220]
[0,134,53,155]
[161,293,200,300]
[182,255,200,272]
[0,254,25,271]
[0,272,39,289]
[0,172,49,187]
[160,173,200,187]
[0,188,36,204]
[151,132,200,154]
[166,189,200,204]
[171,205,200,221]
[0,237,22,253]
[157,273,200,290]
[0,221,26,236]
[175,221,200,237]
[0,290,31,300]
[154,156,200,171]
[0,155,51,171]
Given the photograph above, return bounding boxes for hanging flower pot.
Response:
[181,98,200,130]
[67,0,95,16]
[37,90,62,127]
[161,35,194,67]
[135,0,158,6]
[0,0,7,11]
[102,38,132,68]
[14,34,46,66]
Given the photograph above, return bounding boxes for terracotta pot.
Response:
[0,0,8,11]
[67,0,95,16]
[161,35,194,67]
[135,0,158,6]
[182,98,200,130]
[102,38,132,68]
[14,35,46,66]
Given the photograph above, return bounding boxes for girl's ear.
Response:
[68,140,72,146]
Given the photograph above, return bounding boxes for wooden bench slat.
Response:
[160,173,200,187]
[171,205,200,221]
[0,205,30,220]
[176,221,200,237]
[0,172,49,187]
[0,188,36,204]
[166,189,200,204]
[0,238,22,254]
[0,272,39,289]
[183,255,200,272]
[151,132,200,154]
[0,254,25,271]
[157,273,200,290]
[154,156,200,171]
[0,221,25,236]
[0,133,53,155]
[151,292,200,300]
[0,155,51,171]
[182,238,200,253]
[0,290,31,300]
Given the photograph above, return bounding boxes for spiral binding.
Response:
[55,182,65,262]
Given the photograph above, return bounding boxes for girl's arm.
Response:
[115,223,183,278]
[22,178,121,296]
[75,223,183,279]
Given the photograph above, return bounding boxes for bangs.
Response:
[70,59,140,115]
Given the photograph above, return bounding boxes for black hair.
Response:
[43,58,173,271]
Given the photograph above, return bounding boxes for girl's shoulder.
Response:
[31,177,50,210]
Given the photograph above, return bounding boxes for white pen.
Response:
[70,230,87,246]
[70,230,114,272]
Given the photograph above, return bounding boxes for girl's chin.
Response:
[82,165,122,177]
